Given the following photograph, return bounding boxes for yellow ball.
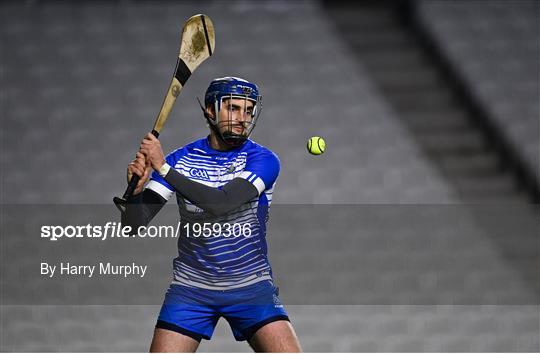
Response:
[307,136,325,155]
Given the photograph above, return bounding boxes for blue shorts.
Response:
[156,280,289,342]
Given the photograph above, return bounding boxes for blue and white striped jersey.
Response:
[146,137,280,290]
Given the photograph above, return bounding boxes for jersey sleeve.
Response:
[238,149,280,195]
[145,149,182,201]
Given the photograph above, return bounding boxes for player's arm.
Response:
[162,168,258,216]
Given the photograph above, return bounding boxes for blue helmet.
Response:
[202,76,262,147]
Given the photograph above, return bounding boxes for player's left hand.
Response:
[139,133,166,171]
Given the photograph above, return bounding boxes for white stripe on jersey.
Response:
[238,171,252,180]
[147,180,174,200]
[187,153,212,159]
[177,159,218,169]
[178,261,269,281]
[213,248,260,264]
[228,262,270,275]
[208,236,256,251]
[222,256,267,272]
[192,148,208,154]
[253,177,266,194]
[204,240,260,257]
[184,154,217,163]
[172,273,272,290]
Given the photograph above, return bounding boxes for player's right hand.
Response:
[127,152,151,195]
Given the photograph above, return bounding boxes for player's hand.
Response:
[140,132,166,171]
[127,152,151,195]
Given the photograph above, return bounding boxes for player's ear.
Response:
[197,97,215,120]
[205,106,215,119]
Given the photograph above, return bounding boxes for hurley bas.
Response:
[41,262,147,278]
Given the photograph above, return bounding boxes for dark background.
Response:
[1,0,538,352]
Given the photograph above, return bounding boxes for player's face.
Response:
[217,98,255,136]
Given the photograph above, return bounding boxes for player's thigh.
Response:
[149,327,200,353]
[248,320,302,352]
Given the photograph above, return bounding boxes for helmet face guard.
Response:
[202,77,262,147]
[212,94,261,147]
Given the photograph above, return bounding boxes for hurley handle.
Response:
[113,129,160,211]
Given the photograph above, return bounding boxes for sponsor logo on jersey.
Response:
[189,168,210,180]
